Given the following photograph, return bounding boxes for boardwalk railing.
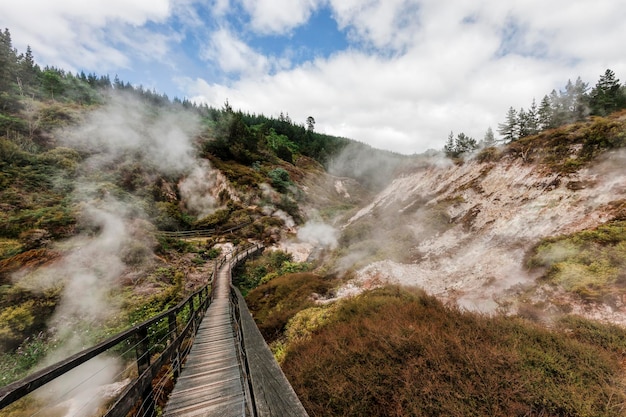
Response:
[0,243,258,416]
[230,285,309,416]
[156,222,252,239]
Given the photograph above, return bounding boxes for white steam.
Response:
[179,160,221,218]
[36,356,123,417]
[11,92,222,412]
[334,150,626,315]
[273,210,296,229]
[62,91,224,219]
[12,198,141,415]
[62,92,199,175]
[48,202,128,331]
[297,222,339,249]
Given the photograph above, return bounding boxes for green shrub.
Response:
[234,250,310,293]
[0,332,51,386]
[268,168,292,193]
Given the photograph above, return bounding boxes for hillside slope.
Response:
[332,114,626,322]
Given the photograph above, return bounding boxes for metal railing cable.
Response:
[0,262,217,412]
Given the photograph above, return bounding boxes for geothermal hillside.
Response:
[327,124,626,323]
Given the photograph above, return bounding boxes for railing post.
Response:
[187,297,196,334]
[135,326,156,417]
[135,326,150,375]
[168,310,177,344]
[194,293,203,327]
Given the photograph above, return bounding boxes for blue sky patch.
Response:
[248,7,348,67]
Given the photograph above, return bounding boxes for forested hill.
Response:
[3,27,407,167]
[0,28,398,386]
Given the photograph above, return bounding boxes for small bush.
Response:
[0,332,51,386]
[475,146,502,163]
[268,168,292,193]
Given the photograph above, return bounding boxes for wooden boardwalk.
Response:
[162,246,308,417]
[163,259,250,416]
[0,244,307,417]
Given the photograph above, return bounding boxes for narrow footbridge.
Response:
[0,243,308,417]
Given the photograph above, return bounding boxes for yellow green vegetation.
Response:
[528,220,626,302]
[0,238,21,260]
[245,272,333,342]
[0,137,78,239]
[277,286,626,417]
[234,250,311,294]
[0,285,58,384]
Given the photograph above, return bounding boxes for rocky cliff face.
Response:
[335,148,626,322]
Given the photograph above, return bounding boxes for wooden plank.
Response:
[164,244,308,417]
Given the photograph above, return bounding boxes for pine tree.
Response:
[527,98,539,135]
[455,132,477,155]
[0,28,21,111]
[549,89,566,127]
[444,131,455,157]
[497,107,518,142]
[589,69,624,116]
[517,108,529,138]
[538,95,553,130]
[17,45,39,91]
[571,76,589,121]
[306,116,315,132]
[0,28,17,91]
[444,131,477,158]
[482,127,496,147]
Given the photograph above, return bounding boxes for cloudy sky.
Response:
[1,0,625,154]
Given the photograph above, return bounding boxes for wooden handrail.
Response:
[0,242,268,416]
[228,244,308,416]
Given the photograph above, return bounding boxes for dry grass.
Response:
[280,286,626,417]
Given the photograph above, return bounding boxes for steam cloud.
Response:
[179,160,220,218]
[297,221,339,249]
[334,147,626,316]
[63,92,199,175]
[327,142,406,191]
[11,91,224,413]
